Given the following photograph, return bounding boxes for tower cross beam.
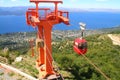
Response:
[30,0,63,3]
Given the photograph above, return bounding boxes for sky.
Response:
[0,0,120,9]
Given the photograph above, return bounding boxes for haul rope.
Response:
[81,53,111,80]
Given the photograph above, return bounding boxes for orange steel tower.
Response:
[26,0,70,79]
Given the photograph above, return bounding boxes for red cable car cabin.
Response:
[73,38,87,55]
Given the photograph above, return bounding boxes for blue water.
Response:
[0,12,120,34]
[0,15,34,34]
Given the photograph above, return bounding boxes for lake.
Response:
[0,12,120,34]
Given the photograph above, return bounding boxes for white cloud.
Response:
[0,0,3,4]
[96,0,109,2]
[0,0,3,2]
[71,0,78,2]
[11,0,16,2]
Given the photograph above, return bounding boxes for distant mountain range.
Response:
[0,7,28,15]
[0,6,120,15]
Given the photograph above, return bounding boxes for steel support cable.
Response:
[36,24,111,80]
[35,28,62,75]
[35,25,110,80]
[35,21,65,79]
[35,26,54,61]
[51,22,112,80]
[34,28,53,71]
[80,53,111,80]
[46,21,63,69]
[46,54,54,71]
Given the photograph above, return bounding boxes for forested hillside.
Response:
[52,34,120,80]
[0,31,120,80]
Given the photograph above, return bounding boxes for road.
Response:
[108,34,120,46]
[0,66,16,80]
[0,62,38,80]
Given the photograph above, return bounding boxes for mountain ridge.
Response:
[0,7,120,15]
